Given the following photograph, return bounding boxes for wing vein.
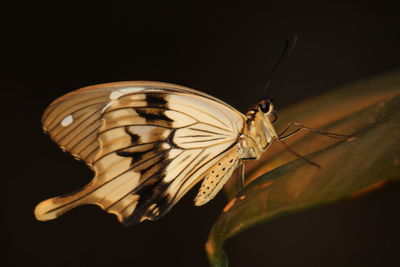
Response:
[187,127,230,136]
[180,137,228,144]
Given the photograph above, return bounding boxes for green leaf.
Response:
[206,71,400,267]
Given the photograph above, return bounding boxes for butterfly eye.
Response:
[259,98,273,113]
[259,102,269,113]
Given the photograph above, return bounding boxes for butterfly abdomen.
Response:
[194,147,240,206]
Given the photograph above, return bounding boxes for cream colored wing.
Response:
[35,81,244,225]
[194,147,240,206]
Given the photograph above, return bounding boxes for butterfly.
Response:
[32,80,275,224]
[34,80,347,225]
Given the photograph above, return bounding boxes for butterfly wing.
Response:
[35,81,244,225]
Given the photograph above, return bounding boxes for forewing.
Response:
[35,81,244,225]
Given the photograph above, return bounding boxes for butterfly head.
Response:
[258,97,278,123]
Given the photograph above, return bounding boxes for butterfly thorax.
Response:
[239,102,278,160]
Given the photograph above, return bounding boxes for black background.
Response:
[4,1,400,266]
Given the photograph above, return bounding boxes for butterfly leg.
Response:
[274,122,351,168]
[278,122,351,140]
[238,162,246,191]
[273,137,320,168]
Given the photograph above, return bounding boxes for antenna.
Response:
[262,35,298,98]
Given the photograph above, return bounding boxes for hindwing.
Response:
[35,81,244,225]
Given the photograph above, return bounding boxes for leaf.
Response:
[206,70,400,267]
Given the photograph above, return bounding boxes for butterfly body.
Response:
[35,81,278,225]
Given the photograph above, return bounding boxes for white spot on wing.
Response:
[61,115,73,127]
[109,87,145,100]
[109,91,124,100]
[119,87,145,94]
[101,102,113,114]
[161,143,172,150]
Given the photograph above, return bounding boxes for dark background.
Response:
[4,1,400,266]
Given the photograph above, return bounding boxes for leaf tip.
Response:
[223,197,237,212]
